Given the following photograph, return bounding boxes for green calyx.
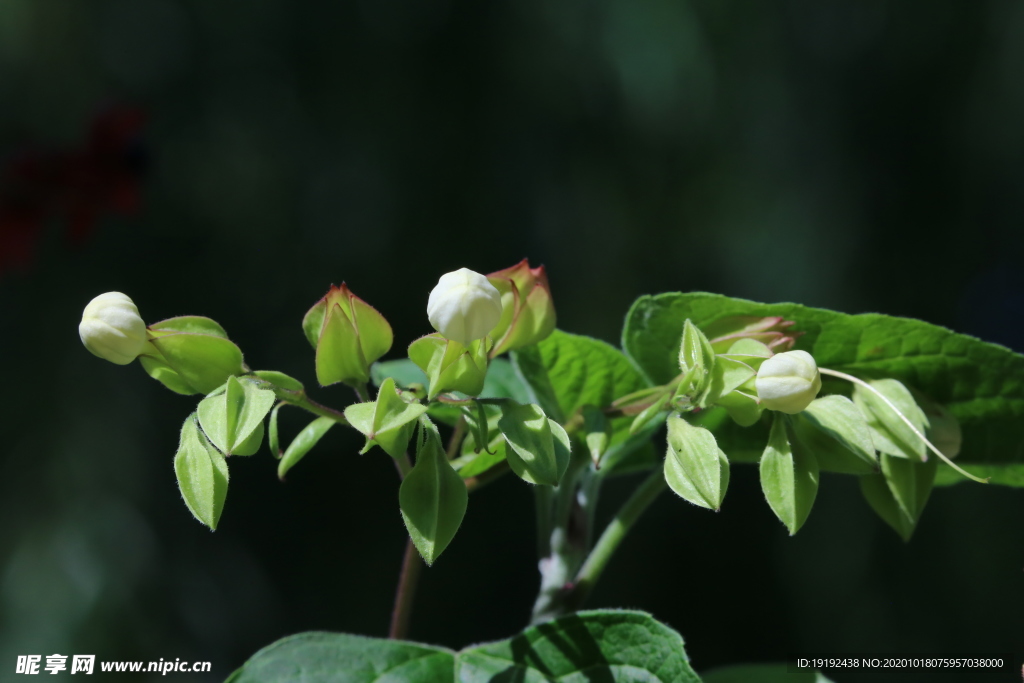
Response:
[141,316,245,395]
[408,334,491,400]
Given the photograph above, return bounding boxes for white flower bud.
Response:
[427,268,503,345]
[79,292,148,365]
[754,350,822,414]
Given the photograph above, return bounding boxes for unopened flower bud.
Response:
[755,350,821,414]
[79,292,147,365]
[427,268,503,345]
[486,259,556,357]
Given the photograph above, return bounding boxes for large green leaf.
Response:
[225,611,697,683]
[622,292,1024,476]
[224,632,455,683]
[512,330,652,475]
[457,610,701,682]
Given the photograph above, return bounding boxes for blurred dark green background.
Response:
[2,1,1023,681]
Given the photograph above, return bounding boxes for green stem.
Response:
[353,382,372,402]
[272,387,350,425]
[565,467,667,611]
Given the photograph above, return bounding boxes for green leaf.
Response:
[197,376,276,455]
[582,405,612,467]
[226,611,697,683]
[629,391,671,435]
[457,609,701,683]
[498,403,571,486]
[371,358,428,389]
[860,454,938,541]
[278,417,336,480]
[702,664,835,683]
[454,441,506,479]
[224,631,455,683]
[511,330,652,475]
[174,414,229,530]
[621,292,1024,472]
[343,378,428,458]
[663,415,730,510]
[138,352,197,395]
[399,420,468,565]
[149,316,229,338]
[760,414,819,535]
[268,404,283,457]
[882,453,938,522]
[251,370,304,392]
[149,332,245,395]
[793,395,877,474]
[853,378,928,461]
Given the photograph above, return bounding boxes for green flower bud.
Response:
[755,350,822,414]
[486,259,556,357]
[79,292,147,365]
[427,268,503,345]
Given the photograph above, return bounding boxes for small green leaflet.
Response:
[278,417,336,480]
[760,414,819,535]
[174,414,229,530]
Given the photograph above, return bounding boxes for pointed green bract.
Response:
[795,395,877,474]
[304,284,393,387]
[498,402,571,486]
[883,453,937,523]
[629,391,670,435]
[174,414,229,530]
[316,303,367,386]
[582,405,611,467]
[760,414,819,534]
[399,420,468,565]
[148,332,245,395]
[408,334,490,400]
[663,414,730,510]
[853,378,929,461]
[278,417,336,480]
[860,455,937,541]
[714,389,763,427]
[678,319,715,402]
[196,376,276,456]
[138,351,196,395]
[343,378,428,458]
